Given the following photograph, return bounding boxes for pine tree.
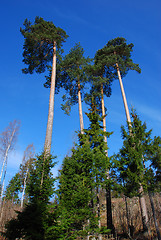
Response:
[94,37,141,125]
[20,17,68,155]
[59,43,91,133]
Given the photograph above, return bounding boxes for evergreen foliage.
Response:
[113,109,159,197]
[85,37,141,111]
[95,37,141,79]
[146,136,161,191]
[57,43,91,115]
[56,102,112,239]
[5,156,35,204]
[20,16,68,75]
[5,153,57,240]
[5,173,21,204]
[85,55,112,113]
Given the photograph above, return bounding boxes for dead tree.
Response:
[0,120,20,206]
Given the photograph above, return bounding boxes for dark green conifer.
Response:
[5,153,57,240]
[56,101,112,239]
[113,109,160,235]
[5,173,21,204]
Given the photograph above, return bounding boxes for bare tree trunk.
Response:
[101,84,107,145]
[116,63,131,124]
[21,167,29,208]
[0,128,16,182]
[0,121,20,206]
[20,144,34,208]
[78,80,84,134]
[0,160,7,206]
[44,42,56,155]
[101,84,113,232]
[42,42,56,186]
[0,197,5,224]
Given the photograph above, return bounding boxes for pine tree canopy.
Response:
[59,43,91,115]
[95,37,141,79]
[20,17,68,74]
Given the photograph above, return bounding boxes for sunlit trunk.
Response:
[44,41,56,155]
[101,83,107,145]
[116,63,131,124]
[78,80,84,134]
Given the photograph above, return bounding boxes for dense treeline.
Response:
[0,17,160,240]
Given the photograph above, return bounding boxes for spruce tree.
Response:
[57,101,112,239]
[5,153,57,240]
[114,110,156,233]
[5,173,21,204]
[84,47,114,232]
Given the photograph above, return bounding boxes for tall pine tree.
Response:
[20,17,68,155]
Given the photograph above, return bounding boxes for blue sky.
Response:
[0,0,161,185]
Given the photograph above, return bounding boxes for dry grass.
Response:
[0,192,160,239]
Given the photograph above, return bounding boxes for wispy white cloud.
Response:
[135,103,161,123]
[53,7,105,33]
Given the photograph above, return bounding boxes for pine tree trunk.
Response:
[78,80,84,134]
[44,41,56,155]
[100,84,113,232]
[115,63,131,124]
[101,84,107,144]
